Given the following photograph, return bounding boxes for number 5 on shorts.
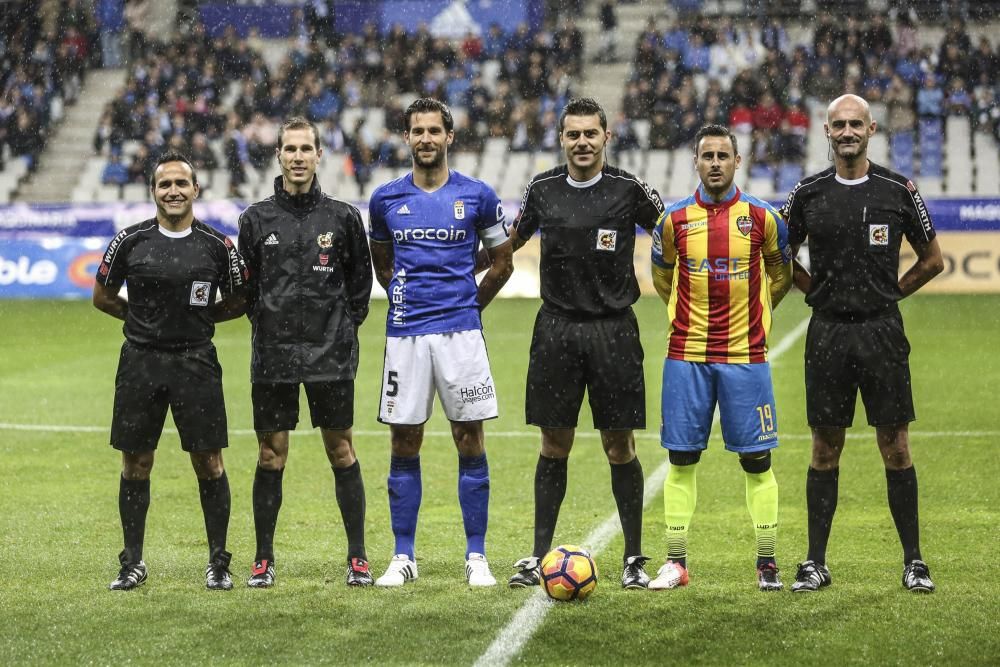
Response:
[386,370,399,397]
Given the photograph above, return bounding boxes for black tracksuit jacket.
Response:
[238,177,373,383]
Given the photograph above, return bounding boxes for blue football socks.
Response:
[458,454,490,558]
[388,455,422,559]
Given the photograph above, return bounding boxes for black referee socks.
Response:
[610,457,645,560]
[198,472,231,562]
[886,466,922,564]
[333,460,367,561]
[253,465,284,562]
[119,476,150,565]
[805,466,839,565]
[533,454,568,558]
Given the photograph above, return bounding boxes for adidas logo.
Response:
[264,233,279,245]
[397,204,411,215]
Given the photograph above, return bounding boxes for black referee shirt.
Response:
[514,164,664,318]
[782,162,936,319]
[97,218,248,350]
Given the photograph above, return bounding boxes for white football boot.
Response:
[375,554,419,587]
[466,553,497,587]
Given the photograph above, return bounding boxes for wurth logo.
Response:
[103,228,129,265]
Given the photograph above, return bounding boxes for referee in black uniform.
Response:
[781,94,944,593]
[238,117,374,588]
[504,98,665,590]
[94,152,249,591]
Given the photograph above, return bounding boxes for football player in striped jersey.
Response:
[649,124,792,591]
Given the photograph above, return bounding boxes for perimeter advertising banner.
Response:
[0,237,108,299]
[197,0,542,38]
[1,199,999,298]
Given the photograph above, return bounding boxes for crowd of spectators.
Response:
[618,9,1000,175]
[1,0,99,175]
[8,1,995,199]
[94,9,586,197]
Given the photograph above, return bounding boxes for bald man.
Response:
[780,94,944,593]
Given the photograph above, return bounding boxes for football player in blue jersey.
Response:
[368,98,514,587]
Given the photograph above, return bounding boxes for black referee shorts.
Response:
[805,314,915,428]
[111,342,228,453]
[526,308,645,431]
[251,381,354,432]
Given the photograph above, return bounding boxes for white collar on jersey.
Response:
[835,173,870,186]
[565,171,603,188]
[158,225,193,238]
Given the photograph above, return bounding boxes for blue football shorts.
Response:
[659,359,779,453]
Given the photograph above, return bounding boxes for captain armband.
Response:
[478,222,510,249]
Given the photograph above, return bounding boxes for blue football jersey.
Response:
[369,170,508,336]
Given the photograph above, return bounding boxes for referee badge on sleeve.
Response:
[869,224,889,246]
[190,281,211,306]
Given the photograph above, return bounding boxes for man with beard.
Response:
[368,98,514,587]
[781,94,944,593]
[94,152,248,591]
[238,117,374,588]
[504,97,664,590]
[648,125,792,592]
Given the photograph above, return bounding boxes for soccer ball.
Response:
[540,545,598,601]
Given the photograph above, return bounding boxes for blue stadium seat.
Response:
[919,121,944,177]
[749,163,775,180]
[890,131,915,175]
[918,118,944,141]
[777,163,803,195]
[920,156,943,177]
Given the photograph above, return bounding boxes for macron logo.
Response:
[264,233,279,246]
[397,205,411,215]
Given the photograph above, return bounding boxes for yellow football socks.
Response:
[745,469,779,562]
[663,463,698,564]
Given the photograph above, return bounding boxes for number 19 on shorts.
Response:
[755,404,775,435]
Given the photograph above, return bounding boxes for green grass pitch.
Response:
[1,294,998,665]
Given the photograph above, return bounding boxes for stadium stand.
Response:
[614,6,1000,198]
[4,1,1000,203]
[1,0,105,202]
[62,5,584,203]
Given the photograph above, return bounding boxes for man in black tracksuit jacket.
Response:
[237,117,375,588]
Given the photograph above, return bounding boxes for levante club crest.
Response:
[736,215,753,236]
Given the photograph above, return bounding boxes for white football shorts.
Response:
[379,329,499,425]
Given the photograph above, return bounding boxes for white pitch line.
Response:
[0,422,658,440]
[780,431,1000,440]
[768,316,810,359]
[473,316,811,667]
[1,422,995,442]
